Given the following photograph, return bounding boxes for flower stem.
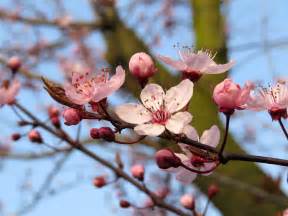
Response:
[278,118,288,140]
[219,114,230,160]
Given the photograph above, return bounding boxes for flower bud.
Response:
[93,176,106,188]
[119,200,130,208]
[11,133,21,141]
[208,184,219,199]
[213,79,253,114]
[48,106,60,118]
[90,128,100,139]
[28,130,42,143]
[51,116,61,128]
[7,56,22,72]
[155,149,181,169]
[129,52,156,85]
[130,164,145,181]
[180,194,195,210]
[62,108,81,125]
[155,187,170,199]
[98,127,115,141]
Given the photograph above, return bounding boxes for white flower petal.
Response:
[176,168,197,185]
[203,60,235,74]
[184,51,215,71]
[182,125,199,140]
[158,55,187,71]
[134,123,165,136]
[165,112,192,134]
[140,83,165,111]
[114,103,152,124]
[200,125,220,148]
[164,79,194,113]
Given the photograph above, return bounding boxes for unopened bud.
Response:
[155,149,181,169]
[11,133,21,141]
[129,52,156,87]
[62,108,81,125]
[28,130,42,143]
[48,106,60,118]
[51,116,61,128]
[93,176,106,188]
[180,194,195,210]
[99,127,115,141]
[208,184,219,199]
[7,56,21,72]
[119,200,130,208]
[155,187,170,199]
[130,164,145,181]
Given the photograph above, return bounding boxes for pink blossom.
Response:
[169,125,220,184]
[158,49,234,81]
[180,194,195,209]
[115,79,194,136]
[7,56,22,71]
[247,82,288,120]
[129,52,156,79]
[64,66,125,105]
[283,209,288,216]
[0,79,20,106]
[213,78,254,113]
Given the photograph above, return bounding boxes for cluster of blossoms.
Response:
[4,49,288,188]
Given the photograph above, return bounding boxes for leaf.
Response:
[42,77,82,109]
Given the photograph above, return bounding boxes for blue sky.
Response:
[1,0,288,216]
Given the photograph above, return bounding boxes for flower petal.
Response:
[176,168,197,185]
[182,125,199,140]
[140,83,165,111]
[134,123,165,136]
[64,84,93,105]
[183,51,215,71]
[92,65,125,102]
[165,111,192,134]
[158,55,187,71]
[200,125,220,148]
[164,79,194,113]
[203,60,235,74]
[114,103,152,124]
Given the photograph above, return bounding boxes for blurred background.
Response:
[0,0,288,215]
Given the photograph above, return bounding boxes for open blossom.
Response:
[115,79,194,136]
[169,125,220,184]
[158,49,234,81]
[213,78,254,113]
[247,82,288,120]
[0,79,20,106]
[64,66,125,105]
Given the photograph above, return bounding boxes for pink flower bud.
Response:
[7,56,22,72]
[130,164,145,181]
[155,187,170,199]
[119,200,130,208]
[11,133,21,141]
[62,108,81,125]
[51,116,61,128]
[180,194,195,210]
[48,106,60,118]
[98,127,115,141]
[28,130,42,143]
[90,128,100,139]
[208,184,219,199]
[129,52,156,80]
[155,149,181,169]
[213,79,253,114]
[93,176,106,188]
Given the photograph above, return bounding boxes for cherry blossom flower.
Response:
[115,79,194,136]
[213,78,254,113]
[158,49,234,81]
[0,79,20,106]
[247,82,288,120]
[64,65,125,105]
[169,125,220,184]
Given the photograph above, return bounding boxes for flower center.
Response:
[151,109,170,125]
